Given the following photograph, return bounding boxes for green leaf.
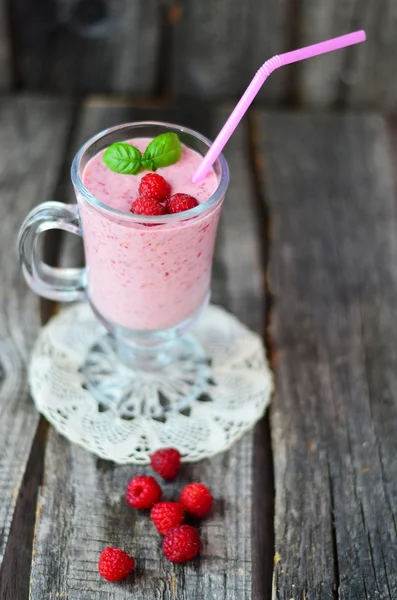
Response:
[103,142,142,174]
[142,133,182,171]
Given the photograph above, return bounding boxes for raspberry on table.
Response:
[162,525,200,563]
[131,196,167,216]
[126,475,162,509]
[151,502,185,535]
[167,193,199,214]
[180,482,213,517]
[98,547,135,581]
[139,173,171,203]
[150,447,181,480]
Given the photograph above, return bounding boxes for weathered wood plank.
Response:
[346,1,397,110]
[0,96,72,593]
[172,0,287,102]
[297,1,397,109]
[10,0,159,94]
[30,103,270,598]
[0,422,47,600]
[296,2,355,107]
[256,112,397,597]
[0,0,12,89]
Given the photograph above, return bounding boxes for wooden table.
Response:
[1,95,397,599]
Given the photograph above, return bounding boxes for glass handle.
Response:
[18,201,86,302]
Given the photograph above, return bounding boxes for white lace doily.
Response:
[29,303,273,463]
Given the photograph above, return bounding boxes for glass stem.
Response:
[115,336,177,371]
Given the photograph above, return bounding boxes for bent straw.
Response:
[192,30,366,183]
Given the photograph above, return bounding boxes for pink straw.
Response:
[192,30,366,183]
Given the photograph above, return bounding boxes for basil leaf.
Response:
[103,142,142,174]
[142,133,182,171]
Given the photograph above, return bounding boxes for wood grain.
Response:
[0,0,12,89]
[172,0,287,102]
[5,0,397,109]
[0,96,72,590]
[297,1,397,109]
[345,1,397,110]
[295,1,355,107]
[0,421,47,600]
[10,0,159,94]
[29,103,271,599]
[256,112,397,597]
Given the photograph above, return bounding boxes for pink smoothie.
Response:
[78,139,221,331]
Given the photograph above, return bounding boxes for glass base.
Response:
[82,333,211,419]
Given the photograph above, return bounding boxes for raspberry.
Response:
[98,547,135,582]
[180,482,213,517]
[162,525,200,563]
[167,193,199,214]
[131,196,167,216]
[139,173,171,203]
[126,475,162,509]
[150,448,181,480]
[151,502,185,535]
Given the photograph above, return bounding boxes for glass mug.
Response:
[18,122,229,414]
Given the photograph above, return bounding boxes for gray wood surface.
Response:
[10,0,159,94]
[345,1,397,110]
[4,0,397,110]
[29,103,271,599]
[297,1,397,109]
[5,0,397,109]
[0,96,72,595]
[0,0,12,89]
[256,112,397,598]
[172,0,286,102]
[296,2,355,107]
[9,0,287,100]
[4,96,397,598]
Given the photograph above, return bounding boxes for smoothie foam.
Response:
[79,139,221,331]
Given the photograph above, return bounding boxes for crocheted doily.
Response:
[29,303,273,463]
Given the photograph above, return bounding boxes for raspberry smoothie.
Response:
[79,139,221,332]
